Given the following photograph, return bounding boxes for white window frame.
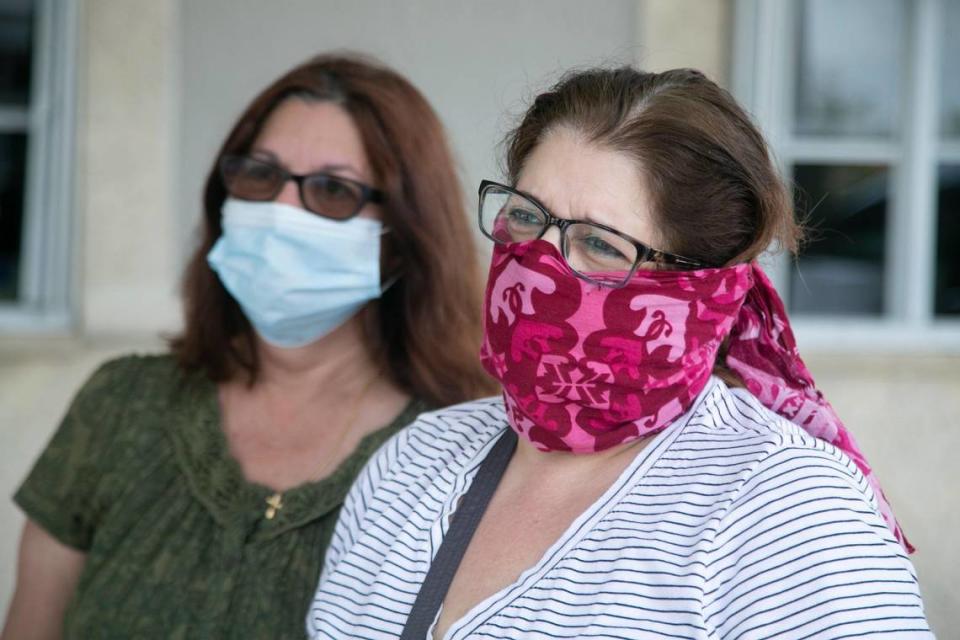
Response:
[0,0,79,333]
[733,0,960,353]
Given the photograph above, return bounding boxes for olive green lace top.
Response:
[14,354,425,639]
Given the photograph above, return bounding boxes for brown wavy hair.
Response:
[503,67,804,383]
[171,53,496,406]
[506,67,802,266]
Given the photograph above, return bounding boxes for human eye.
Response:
[566,224,637,274]
[580,234,629,259]
[308,175,359,202]
[321,177,353,198]
[222,156,283,200]
[505,207,542,227]
[242,159,281,182]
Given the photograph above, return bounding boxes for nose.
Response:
[540,225,563,251]
[274,178,305,209]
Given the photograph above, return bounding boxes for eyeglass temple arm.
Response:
[649,249,705,268]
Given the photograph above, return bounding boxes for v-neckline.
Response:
[168,370,426,542]
[431,379,719,640]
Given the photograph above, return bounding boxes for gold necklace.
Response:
[264,372,381,520]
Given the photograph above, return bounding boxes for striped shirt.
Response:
[307,378,932,639]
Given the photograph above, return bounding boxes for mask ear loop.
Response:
[377,225,402,294]
[380,271,402,294]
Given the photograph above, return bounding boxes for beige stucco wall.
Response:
[638,0,731,85]
[0,1,956,636]
[175,0,641,252]
[79,0,180,335]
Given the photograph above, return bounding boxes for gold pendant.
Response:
[265,492,283,520]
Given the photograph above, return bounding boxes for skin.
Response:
[1,98,409,638]
[1,522,85,640]
[433,127,663,640]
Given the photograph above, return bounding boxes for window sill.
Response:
[792,318,960,354]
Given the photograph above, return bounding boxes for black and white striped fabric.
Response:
[307,378,932,639]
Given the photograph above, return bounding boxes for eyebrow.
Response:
[249,148,366,180]
[518,185,611,227]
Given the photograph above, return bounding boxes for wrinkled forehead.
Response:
[514,126,662,247]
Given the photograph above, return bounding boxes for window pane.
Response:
[790,164,889,316]
[935,165,960,316]
[941,0,960,138]
[0,0,33,105]
[0,133,26,300]
[795,0,905,138]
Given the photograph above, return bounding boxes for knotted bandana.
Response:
[480,239,912,552]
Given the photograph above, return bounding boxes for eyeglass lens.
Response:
[220,155,366,220]
[480,185,639,283]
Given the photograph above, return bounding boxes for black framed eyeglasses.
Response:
[478,180,706,288]
[220,154,384,220]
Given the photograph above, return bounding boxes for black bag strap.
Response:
[400,429,518,640]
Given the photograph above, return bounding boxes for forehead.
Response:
[253,98,370,178]
[515,126,660,245]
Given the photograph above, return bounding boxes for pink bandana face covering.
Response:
[480,239,912,552]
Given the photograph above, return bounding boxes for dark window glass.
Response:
[0,133,26,300]
[0,1,33,105]
[790,164,889,316]
[935,165,960,316]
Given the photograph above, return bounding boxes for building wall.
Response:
[638,0,731,85]
[176,0,641,259]
[79,0,180,335]
[0,0,955,635]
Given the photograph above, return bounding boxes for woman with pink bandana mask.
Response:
[308,68,932,639]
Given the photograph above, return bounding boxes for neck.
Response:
[253,313,380,394]
[507,432,653,483]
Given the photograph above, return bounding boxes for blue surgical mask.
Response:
[207,197,385,348]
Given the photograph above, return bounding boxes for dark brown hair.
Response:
[505,67,802,267]
[504,67,803,384]
[171,53,496,406]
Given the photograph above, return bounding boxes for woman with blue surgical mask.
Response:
[2,54,495,639]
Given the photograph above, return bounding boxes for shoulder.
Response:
[14,353,188,548]
[686,382,912,575]
[82,353,204,412]
[76,353,184,401]
[397,396,508,460]
[665,379,885,533]
[693,387,928,636]
[347,396,507,508]
[58,352,182,417]
[61,352,201,454]
[320,396,508,575]
[372,395,505,462]
[674,379,869,490]
[88,352,183,387]
[662,382,929,636]
[708,385,893,549]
